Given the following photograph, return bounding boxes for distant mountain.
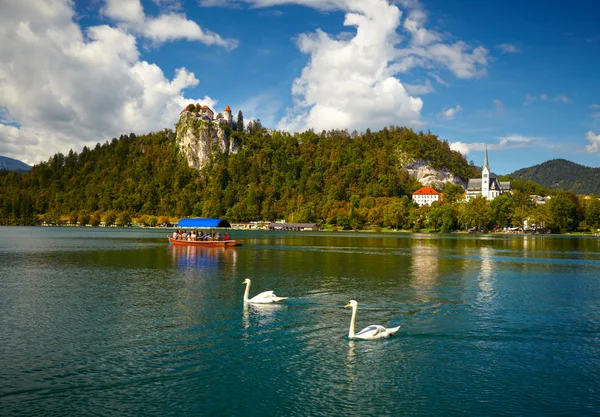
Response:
[0,155,31,172]
[511,159,600,195]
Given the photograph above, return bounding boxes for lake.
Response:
[1,227,599,416]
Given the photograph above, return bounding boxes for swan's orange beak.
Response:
[344,303,351,308]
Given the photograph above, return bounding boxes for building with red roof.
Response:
[412,187,441,206]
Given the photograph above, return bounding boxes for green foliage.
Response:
[237,110,244,133]
[3,122,598,234]
[116,212,132,227]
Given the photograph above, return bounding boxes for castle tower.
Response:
[224,105,232,126]
[481,145,490,199]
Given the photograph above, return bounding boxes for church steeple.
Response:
[481,144,490,199]
[483,144,490,171]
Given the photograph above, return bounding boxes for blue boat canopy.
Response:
[177,218,231,228]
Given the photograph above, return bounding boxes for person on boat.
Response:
[215,232,221,241]
[224,233,229,241]
[190,230,196,241]
[172,230,178,240]
[182,230,188,240]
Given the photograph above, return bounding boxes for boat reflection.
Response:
[168,244,238,269]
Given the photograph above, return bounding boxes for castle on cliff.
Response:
[180,103,233,127]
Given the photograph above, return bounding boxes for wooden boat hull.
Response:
[168,236,242,247]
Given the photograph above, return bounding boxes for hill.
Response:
[0,125,478,226]
[0,155,31,172]
[511,159,600,195]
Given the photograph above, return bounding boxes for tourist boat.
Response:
[168,236,241,247]
[168,217,243,247]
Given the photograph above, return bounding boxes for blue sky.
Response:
[1,0,599,174]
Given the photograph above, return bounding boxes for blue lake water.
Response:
[1,227,599,416]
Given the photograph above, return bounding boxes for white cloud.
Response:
[495,43,519,53]
[404,79,434,95]
[438,105,462,121]
[524,93,557,105]
[271,0,489,132]
[591,104,600,109]
[103,0,238,49]
[591,113,600,118]
[428,72,449,86]
[278,0,424,132]
[450,134,539,154]
[585,131,600,153]
[494,99,504,113]
[0,0,215,164]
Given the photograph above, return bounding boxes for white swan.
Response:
[344,300,400,340]
[242,278,288,304]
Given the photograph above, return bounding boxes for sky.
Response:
[1,0,599,174]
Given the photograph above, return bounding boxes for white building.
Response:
[412,187,441,206]
[466,147,512,200]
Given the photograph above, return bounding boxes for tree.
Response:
[488,194,515,229]
[457,196,490,231]
[116,211,132,227]
[237,110,244,133]
[104,211,117,227]
[442,182,465,204]
[90,212,102,227]
[548,194,576,233]
[78,210,91,226]
[427,202,457,232]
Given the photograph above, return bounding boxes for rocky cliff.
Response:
[404,159,466,189]
[175,111,238,170]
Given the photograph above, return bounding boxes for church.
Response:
[465,147,512,200]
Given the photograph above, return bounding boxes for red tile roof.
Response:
[224,105,231,111]
[413,187,440,195]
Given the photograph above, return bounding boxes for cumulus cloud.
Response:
[103,0,237,49]
[585,131,600,153]
[278,0,424,132]
[450,135,539,155]
[203,0,489,132]
[495,43,519,53]
[0,0,217,164]
[438,105,462,121]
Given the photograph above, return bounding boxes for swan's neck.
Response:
[243,281,251,302]
[349,304,357,338]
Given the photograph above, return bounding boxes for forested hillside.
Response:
[3,125,599,234]
[0,126,475,227]
[511,159,600,195]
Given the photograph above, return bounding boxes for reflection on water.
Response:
[168,244,238,269]
[477,246,496,303]
[2,228,600,416]
[242,302,284,330]
[409,240,440,301]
